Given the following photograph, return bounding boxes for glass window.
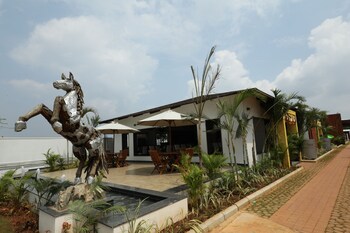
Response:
[206,119,223,154]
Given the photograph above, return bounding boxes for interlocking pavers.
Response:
[207,145,350,233]
[269,146,350,233]
[245,148,338,219]
[325,164,350,233]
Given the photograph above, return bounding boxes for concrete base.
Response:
[97,198,188,233]
[39,182,188,233]
[39,209,73,233]
[39,198,187,233]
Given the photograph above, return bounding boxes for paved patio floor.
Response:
[42,162,185,192]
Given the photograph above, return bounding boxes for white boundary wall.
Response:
[0,137,73,167]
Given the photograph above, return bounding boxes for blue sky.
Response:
[1,0,350,137]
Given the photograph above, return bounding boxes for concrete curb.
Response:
[187,167,304,233]
[301,147,335,163]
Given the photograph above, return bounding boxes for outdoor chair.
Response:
[115,148,129,167]
[149,149,168,174]
[181,148,194,162]
[175,147,194,171]
[106,152,117,168]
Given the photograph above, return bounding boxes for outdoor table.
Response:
[160,151,181,172]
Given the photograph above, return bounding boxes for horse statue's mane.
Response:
[73,78,84,116]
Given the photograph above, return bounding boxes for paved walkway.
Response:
[325,157,350,233]
[270,145,350,232]
[210,144,350,233]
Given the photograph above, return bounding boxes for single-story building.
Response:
[100,88,275,167]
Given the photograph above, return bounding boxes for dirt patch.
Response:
[0,202,38,233]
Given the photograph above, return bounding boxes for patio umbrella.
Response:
[96,121,139,153]
[96,121,139,134]
[137,109,198,150]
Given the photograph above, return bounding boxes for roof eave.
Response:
[100,87,273,123]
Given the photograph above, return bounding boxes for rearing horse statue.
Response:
[15,73,108,184]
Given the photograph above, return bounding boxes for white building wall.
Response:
[115,93,269,166]
[0,137,73,167]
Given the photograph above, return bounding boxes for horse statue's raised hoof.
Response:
[52,121,63,133]
[15,121,27,132]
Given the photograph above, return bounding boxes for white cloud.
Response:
[212,50,274,94]
[189,0,280,35]
[187,49,275,97]
[60,1,201,57]
[9,79,52,98]
[10,16,158,119]
[274,16,350,117]
[187,16,350,120]
[214,50,251,90]
[61,0,281,54]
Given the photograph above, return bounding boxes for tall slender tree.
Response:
[191,46,221,166]
[216,89,255,173]
[235,111,252,166]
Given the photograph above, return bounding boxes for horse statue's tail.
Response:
[98,145,109,176]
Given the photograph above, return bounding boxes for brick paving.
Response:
[243,145,350,233]
[325,161,350,233]
[245,148,338,218]
[270,146,350,233]
[207,145,350,233]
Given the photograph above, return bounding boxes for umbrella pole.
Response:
[113,131,116,154]
[168,126,172,152]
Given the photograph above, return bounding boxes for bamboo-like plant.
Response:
[191,46,221,166]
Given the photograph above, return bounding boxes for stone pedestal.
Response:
[39,208,73,233]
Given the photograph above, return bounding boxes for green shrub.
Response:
[57,157,66,170]
[332,136,345,145]
[287,134,303,161]
[0,170,16,202]
[180,164,204,210]
[8,172,33,208]
[202,154,227,180]
[28,177,70,209]
[43,149,61,172]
